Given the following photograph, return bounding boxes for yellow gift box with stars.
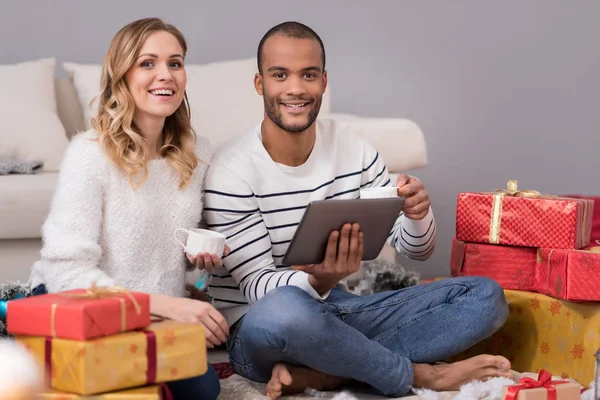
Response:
[450,290,600,386]
[37,385,163,400]
[17,320,206,396]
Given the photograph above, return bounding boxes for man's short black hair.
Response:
[257,21,326,74]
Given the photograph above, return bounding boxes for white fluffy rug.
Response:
[217,371,592,400]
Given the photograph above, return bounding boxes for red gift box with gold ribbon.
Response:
[7,285,151,340]
[456,181,594,249]
[15,320,207,395]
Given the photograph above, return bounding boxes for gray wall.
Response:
[2,0,599,279]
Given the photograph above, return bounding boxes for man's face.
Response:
[255,35,327,133]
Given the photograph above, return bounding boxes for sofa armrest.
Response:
[324,113,427,173]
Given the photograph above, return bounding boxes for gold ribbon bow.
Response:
[489,180,572,244]
[493,179,554,199]
[51,283,142,337]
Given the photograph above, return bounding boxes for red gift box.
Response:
[534,240,600,301]
[456,181,594,249]
[450,237,537,290]
[7,285,150,340]
[562,195,600,241]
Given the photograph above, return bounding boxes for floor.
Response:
[209,349,474,399]
[209,349,592,400]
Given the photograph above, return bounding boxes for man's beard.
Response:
[263,93,322,133]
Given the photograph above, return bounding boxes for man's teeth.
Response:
[150,89,173,96]
[284,103,307,108]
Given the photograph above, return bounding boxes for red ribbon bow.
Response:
[505,369,569,400]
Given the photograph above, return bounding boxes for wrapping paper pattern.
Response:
[450,238,537,290]
[449,290,600,386]
[8,288,150,340]
[17,320,206,395]
[456,192,593,249]
[37,385,162,399]
[535,245,600,301]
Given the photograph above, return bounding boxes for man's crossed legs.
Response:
[226,276,510,398]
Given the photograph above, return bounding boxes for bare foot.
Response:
[264,363,349,400]
[412,354,512,391]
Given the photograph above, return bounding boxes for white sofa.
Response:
[0,57,427,283]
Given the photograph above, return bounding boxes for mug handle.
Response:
[173,228,189,251]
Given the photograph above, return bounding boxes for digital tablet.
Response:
[282,197,405,266]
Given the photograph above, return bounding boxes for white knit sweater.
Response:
[29,130,212,297]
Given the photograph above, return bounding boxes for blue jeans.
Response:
[31,285,220,400]
[226,276,508,397]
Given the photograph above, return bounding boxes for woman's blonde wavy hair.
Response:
[91,18,198,189]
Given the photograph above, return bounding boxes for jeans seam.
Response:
[338,280,475,315]
[373,286,475,345]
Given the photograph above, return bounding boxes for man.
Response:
[203,21,510,399]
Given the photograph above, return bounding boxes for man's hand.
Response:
[396,174,430,220]
[292,223,363,294]
[187,245,231,273]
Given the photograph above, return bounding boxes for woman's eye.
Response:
[140,61,153,68]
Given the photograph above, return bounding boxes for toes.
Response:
[490,356,511,371]
[278,368,293,386]
[473,354,511,371]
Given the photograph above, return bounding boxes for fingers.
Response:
[403,202,430,219]
[191,253,225,272]
[357,232,364,263]
[208,307,230,340]
[324,230,340,263]
[199,314,228,348]
[223,244,231,257]
[347,224,360,264]
[395,173,410,187]
[208,254,223,270]
[396,180,423,198]
[337,224,352,262]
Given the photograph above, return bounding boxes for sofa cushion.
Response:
[55,78,86,139]
[0,58,69,171]
[0,173,58,239]
[62,58,331,149]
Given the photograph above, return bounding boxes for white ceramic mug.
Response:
[359,186,398,199]
[174,228,226,257]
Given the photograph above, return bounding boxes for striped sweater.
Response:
[203,119,436,325]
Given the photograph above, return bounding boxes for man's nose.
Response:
[285,75,306,96]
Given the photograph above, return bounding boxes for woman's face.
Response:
[125,31,187,123]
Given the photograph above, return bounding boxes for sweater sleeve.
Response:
[203,163,326,304]
[31,135,116,292]
[360,140,436,261]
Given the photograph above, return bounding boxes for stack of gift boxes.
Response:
[449,180,599,391]
[5,287,207,399]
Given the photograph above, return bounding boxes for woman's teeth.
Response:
[150,89,173,96]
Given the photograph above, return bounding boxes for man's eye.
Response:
[274,73,286,79]
[304,73,316,79]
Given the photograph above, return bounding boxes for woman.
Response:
[29,18,225,400]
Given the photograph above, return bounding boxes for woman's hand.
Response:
[150,294,229,348]
[187,245,231,273]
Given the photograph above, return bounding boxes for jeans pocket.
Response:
[226,319,252,372]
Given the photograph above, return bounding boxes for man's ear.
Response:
[254,73,264,96]
[322,70,328,93]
